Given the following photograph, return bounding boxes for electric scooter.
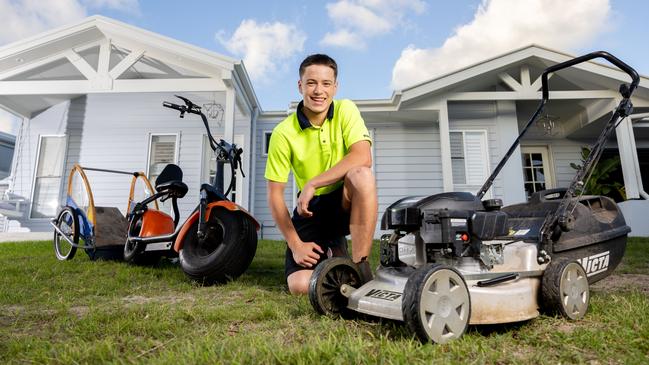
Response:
[124,95,259,285]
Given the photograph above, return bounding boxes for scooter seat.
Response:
[155,164,188,198]
[156,180,188,198]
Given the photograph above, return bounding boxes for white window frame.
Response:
[449,129,490,193]
[146,133,180,181]
[29,134,68,219]
[262,130,272,156]
[521,145,556,197]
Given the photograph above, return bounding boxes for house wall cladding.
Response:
[10,91,252,232]
[371,122,442,218]
[253,114,294,241]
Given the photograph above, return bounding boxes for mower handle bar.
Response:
[476,51,639,200]
[541,51,640,100]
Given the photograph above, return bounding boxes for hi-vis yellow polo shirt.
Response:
[265,99,372,196]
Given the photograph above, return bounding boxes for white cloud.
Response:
[321,30,364,49]
[391,0,611,89]
[321,0,426,48]
[0,0,139,45]
[216,20,306,82]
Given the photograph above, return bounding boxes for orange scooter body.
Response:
[173,201,260,252]
[139,209,175,237]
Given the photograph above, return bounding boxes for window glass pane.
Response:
[531,153,543,167]
[32,177,61,218]
[36,137,65,176]
[450,132,464,158]
[524,167,534,182]
[31,136,66,218]
[524,183,534,198]
[523,153,532,167]
[452,159,466,184]
[149,135,177,214]
[450,132,465,184]
[264,132,272,155]
[149,135,176,184]
[534,168,545,183]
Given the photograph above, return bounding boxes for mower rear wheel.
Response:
[541,258,589,320]
[308,257,362,316]
[402,264,471,344]
[53,207,79,261]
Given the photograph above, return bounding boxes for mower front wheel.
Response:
[402,264,471,344]
[308,257,362,316]
[541,258,589,320]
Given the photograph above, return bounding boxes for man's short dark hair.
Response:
[299,54,338,79]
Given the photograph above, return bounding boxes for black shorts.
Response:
[285,187,350,278]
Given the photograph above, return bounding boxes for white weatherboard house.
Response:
[0,16,647,239]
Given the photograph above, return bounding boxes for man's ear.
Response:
[298,79,303,95]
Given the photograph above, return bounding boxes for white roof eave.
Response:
[399,44,649,103]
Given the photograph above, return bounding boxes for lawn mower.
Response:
[123,95,259,284]
[308,51,638,343]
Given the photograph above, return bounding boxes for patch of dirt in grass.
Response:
[555,321,578,334]
[510,344,536,362]
[3,305,25,315]
[591,274,649,295]
[121,294,196,306]
[69,306,89,318]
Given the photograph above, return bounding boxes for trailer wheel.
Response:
[179,208,257,285]
[402,264,471,344]
[53,207,79,261]
[541,258,589,320]
[308,257,362,316]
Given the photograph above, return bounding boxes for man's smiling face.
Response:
[298,64,338,117]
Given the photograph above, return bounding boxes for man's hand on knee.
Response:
[291,240,323,268]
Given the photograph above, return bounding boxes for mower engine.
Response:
[380,192,509,269]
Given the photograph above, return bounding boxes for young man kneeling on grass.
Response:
[265,54,377,294]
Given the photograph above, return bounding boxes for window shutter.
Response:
[450,132,466,184]
[149,135,176,178]
[464,131,487,185]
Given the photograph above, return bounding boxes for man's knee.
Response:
[287,270,312,295]
[344,166,375,190]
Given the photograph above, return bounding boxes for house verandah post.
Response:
[438,100,453,192]
[615,116,643,199]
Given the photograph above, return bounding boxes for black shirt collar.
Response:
[296,100,335,130]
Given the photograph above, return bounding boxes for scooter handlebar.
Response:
[541,51,640,100]
[162,101,185,112]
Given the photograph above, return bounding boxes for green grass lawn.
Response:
[1,237,648,364]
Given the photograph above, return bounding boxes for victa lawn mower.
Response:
[308,51,638,343]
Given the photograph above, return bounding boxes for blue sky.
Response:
[0,0,647,133]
